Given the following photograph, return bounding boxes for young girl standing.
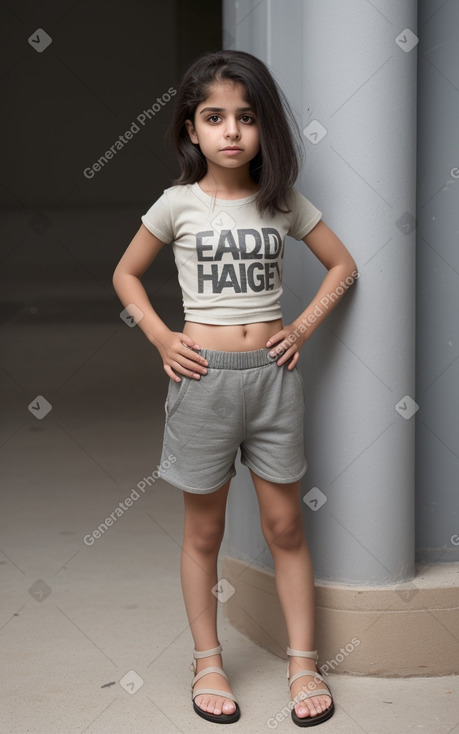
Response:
[113,50,357,727]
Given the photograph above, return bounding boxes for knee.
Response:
[262,516,305,552]
[185,520,225,555]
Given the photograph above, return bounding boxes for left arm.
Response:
[266,220,358,368]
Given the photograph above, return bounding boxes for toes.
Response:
[296,701,318,719]
[297,699,318,718]
[310,696,323,714]
[195,694,235,716]
[195,694,210,713]
[310,698,322,715]
[207,697,220,715]
[316,694,332,712]
[295,702,310,718]
[222,698,236,714]
[196,694,213,714]
[296,695,332,719]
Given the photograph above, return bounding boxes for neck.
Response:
[198,162,258,197]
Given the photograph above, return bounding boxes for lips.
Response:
[221,147,243,151]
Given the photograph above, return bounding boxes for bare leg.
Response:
[181,479,237,717]
[250,471,332,721]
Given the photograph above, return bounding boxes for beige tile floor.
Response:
[1,287,458,734]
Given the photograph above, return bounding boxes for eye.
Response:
[240,114,255,124]
[207,114,221,124]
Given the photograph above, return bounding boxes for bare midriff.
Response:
[183,319,283,352]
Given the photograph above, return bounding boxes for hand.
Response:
[154,330,208,382]
[266,323,304,369]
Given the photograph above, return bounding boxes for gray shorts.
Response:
[159,347,307,493]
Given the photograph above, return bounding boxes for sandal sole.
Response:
[291,701,334,727]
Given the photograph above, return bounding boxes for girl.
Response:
[113,50,357,727]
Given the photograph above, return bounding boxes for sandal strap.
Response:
[190,644,239,705]
[286,648,319,682]
[287,667,333,701]
[192,665,229,687]
[290,688,332,703]
[192,687,239,703]
[286,647,318,661]
[286,647,333,708]
[193,644,223,659]
[190,644,223,673]
[288,669,327,687]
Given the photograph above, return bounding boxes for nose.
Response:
[224,116,241,139]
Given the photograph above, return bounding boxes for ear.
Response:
[185,119,199,145]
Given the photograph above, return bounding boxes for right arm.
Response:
[112,223,208,381]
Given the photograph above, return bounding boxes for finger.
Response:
[285,351,300,370]
[180,345,208,366]
[266,330,286,347]
[270,341,289,358]
[164,364,181,382]
[180,333,202,350]
[170,361,204,380]
[177,355,208,373]
[276,333,299,355]
[268,340,289,358]
[276,346,298,367]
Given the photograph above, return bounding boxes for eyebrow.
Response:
[199,106,254,114]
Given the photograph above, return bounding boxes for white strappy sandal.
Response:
[190,643,241,724]
[287,647,334,727]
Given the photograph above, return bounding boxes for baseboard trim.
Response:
[221,556,459,676]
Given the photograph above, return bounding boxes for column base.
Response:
[221,556,459,676]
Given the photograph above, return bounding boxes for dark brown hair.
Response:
[168,50,304,215]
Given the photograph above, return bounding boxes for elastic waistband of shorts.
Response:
[194,347,277,370]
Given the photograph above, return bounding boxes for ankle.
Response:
[194,641,220,654]
[195,652,222,669]
[288,656,318,675]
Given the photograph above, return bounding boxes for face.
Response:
[185,81,260,171]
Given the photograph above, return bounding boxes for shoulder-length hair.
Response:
[168,49,304,215]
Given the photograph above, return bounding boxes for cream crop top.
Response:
[141,182,321,325]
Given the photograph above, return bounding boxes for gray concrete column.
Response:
[224,0,418,585]
[415,0,459,564]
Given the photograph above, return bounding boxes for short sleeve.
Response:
[287,187,322,240]
[141,190,174,243]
